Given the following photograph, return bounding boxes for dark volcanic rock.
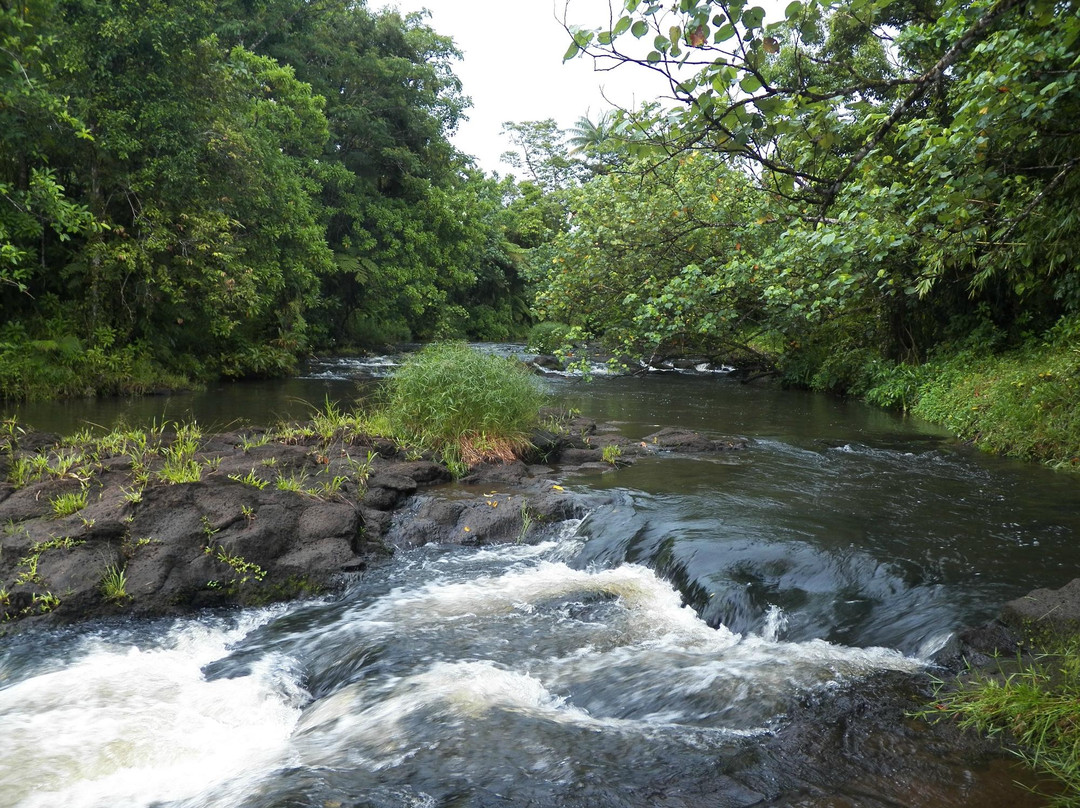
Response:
[528,354,563,371]
[1002,577,1080,638]
[643,427,751,452]
[0,414,751,633]
[386,483,585,548]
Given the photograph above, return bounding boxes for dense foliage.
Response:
[380,342,546,474]
[0,0,532,398]
[499,0,1079,463]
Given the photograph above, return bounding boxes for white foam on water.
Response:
[294,558,922,763]
[0,613,303,808]
[353,558,740,650]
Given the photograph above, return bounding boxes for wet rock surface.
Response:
[1002,576,1080,638]
[0,415,748,632]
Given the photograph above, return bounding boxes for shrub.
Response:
[382,342,546,469]
[526,321,573,354]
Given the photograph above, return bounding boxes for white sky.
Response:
[384,0,674,174]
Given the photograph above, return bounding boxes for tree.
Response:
[536,150,779,361]
[0,3,97,294]
[562,0,1080,361]
[501,119,589,192]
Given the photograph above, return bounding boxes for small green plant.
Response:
[275,424,313,445]
[32,592,60,613]
[601,444,623,466]
[80,516,96,529]
[260,456,278,468]
[100,563,129,603]
[158,421,203,484]
[347,449,377,480]
[14,553,39,586]
[204,456,222,471]
[122,536,159,557]
[205,543,266,585]
[47,450,85,480]
[3,519,28,538]
[241,504,256,524]
[12,535,84,586]
[275,469,310,493]
[51,489,88,518]
[518,500,534,544]
[1,416,24,470]
[120,485,143,504]
[200,515,219,538]
[229,469,269,489]
[240,431,273,452]
[8,457,37,489]
[309,475,347,500]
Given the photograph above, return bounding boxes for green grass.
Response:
[275,469,310,493]
[380,342,546,471]
[924,638,1080,806]
[158,422,203,483]
[100,563,129,603]
[51,489,88,517]
[910,340,1080,468]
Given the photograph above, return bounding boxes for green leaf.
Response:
[563,40,581,60]
[647,50,662,63]
[614,16,632,36]
[784,0,803,17]
[714,24,736,42]
[741,5,766,28]
[740,74,762,93]
[632,20,649,37]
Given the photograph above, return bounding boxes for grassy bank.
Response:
[782,315,1080,470]
[909,339,1080,469]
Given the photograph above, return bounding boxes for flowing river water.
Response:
[2,348,1079,807]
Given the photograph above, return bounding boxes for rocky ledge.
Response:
[0,414,749,632]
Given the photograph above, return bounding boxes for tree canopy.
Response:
[0,0,534,397]
[541,0,1079,380]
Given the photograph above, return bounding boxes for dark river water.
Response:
[2,347,1078,807]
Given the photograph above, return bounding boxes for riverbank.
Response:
[778,322,1080,471]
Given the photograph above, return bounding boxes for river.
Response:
[2,348,1078,807]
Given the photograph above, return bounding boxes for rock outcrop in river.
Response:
[0,414,749,631]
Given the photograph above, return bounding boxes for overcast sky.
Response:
[384,0,673,174]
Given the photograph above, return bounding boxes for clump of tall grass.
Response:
[381,343,546,471]
[100,563,129,603]
[925,636,1080,805]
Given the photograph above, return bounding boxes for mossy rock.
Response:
[1001,578,1080,645]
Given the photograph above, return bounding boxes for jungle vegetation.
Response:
[513,0,1079,467]
[1,0,533,397]
[3,0,1078,468]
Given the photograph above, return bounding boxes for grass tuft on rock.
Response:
[382,343,546,472]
